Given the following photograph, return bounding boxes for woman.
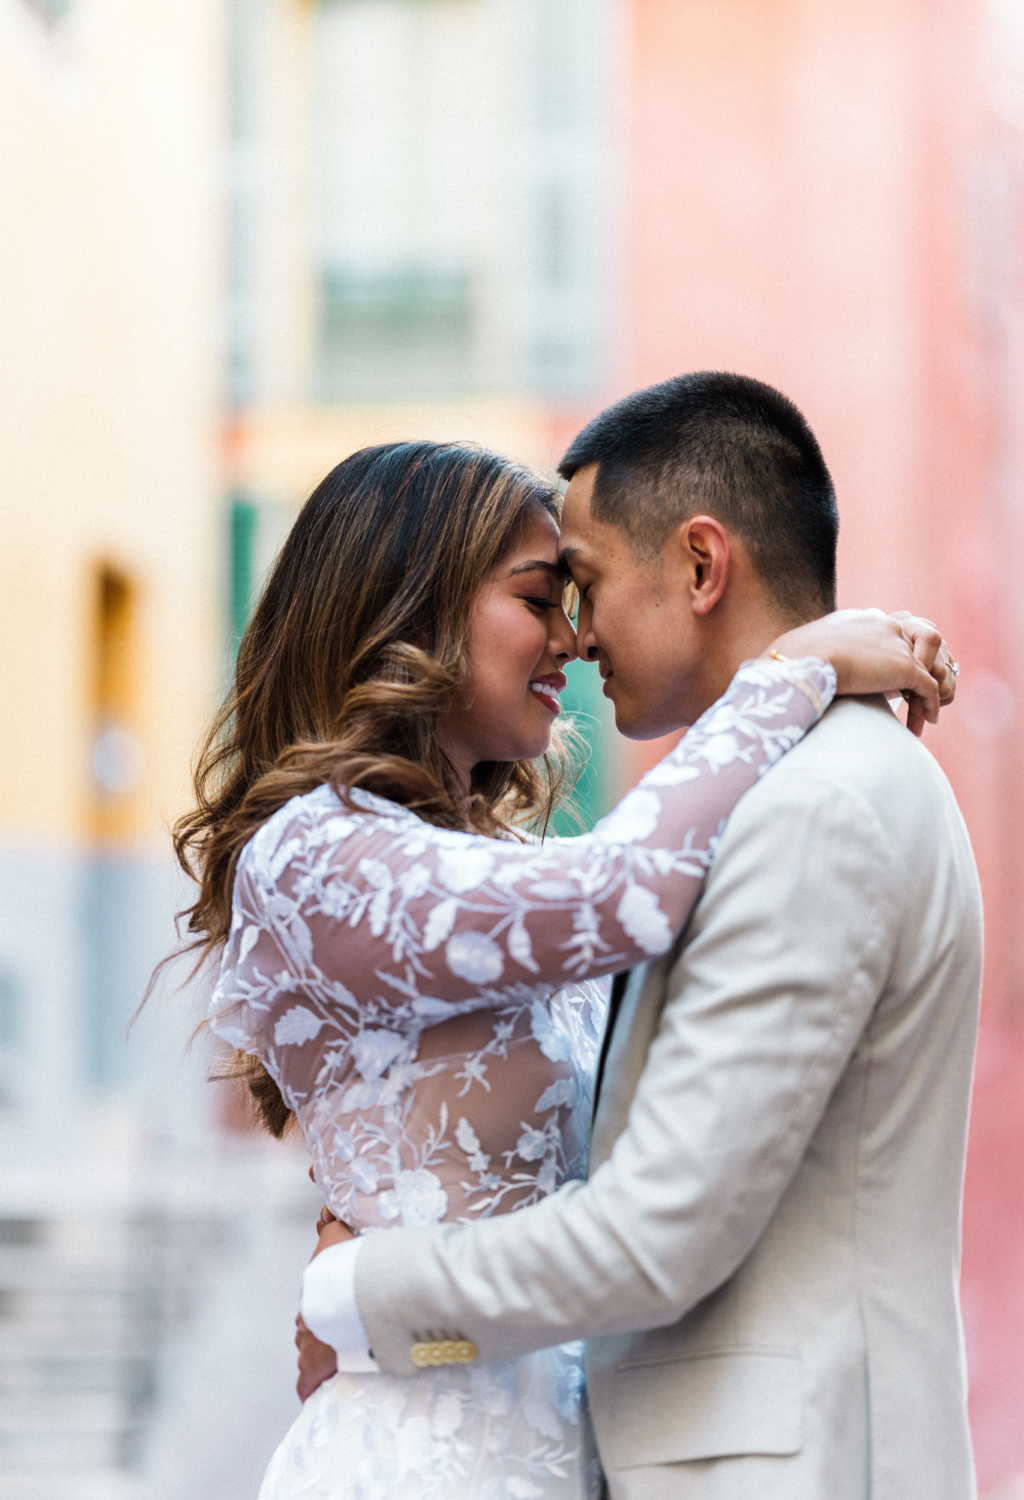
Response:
[177,442,947,1499]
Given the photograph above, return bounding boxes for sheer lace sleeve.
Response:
[210,656,834,1059]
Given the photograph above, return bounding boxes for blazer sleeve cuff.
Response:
[302,1240,380,1373]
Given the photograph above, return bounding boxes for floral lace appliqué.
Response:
[213,657,834,1500]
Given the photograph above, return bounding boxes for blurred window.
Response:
[311,0,480,401]
[90,565,145,818]
[0,970,22,1050]
[86,566,145,1091]
[0,970,26,1112]
[227,0,260,408]
[310,0,618,402]
[319,265,474,403]
[523,0,616,396]
[21,0,70,22]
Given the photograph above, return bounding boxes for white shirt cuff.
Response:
[301,1239,379,1374]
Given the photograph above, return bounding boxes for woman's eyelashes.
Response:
[523,594,560,612]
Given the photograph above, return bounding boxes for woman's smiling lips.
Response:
[529,673,567,714]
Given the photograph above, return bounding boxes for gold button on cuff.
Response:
[410,1339,478,1369]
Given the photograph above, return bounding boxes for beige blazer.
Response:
[356,697,983,1499]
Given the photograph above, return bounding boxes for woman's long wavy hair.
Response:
[175,441,579,1136]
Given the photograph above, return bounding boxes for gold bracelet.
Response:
[765,648,826,717]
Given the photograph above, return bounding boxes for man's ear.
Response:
[675,515,730,615]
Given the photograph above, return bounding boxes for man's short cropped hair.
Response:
[559,371,839,617]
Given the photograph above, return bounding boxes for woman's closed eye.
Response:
[523,594,559,611]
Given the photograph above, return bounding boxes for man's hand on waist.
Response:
[299,1198,378,1384]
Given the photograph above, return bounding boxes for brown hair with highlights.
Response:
[173,441,578,1135]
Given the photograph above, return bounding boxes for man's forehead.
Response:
[558,510,610,572]
[558,473,595,546]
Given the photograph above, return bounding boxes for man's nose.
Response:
[576,626,600,661]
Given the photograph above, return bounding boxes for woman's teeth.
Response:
[530,682,561,697]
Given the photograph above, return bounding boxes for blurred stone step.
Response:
[0,1467,144,1499]
[0,1427,130,1473]
[0,1263,144,1291]
[0,1375,144,1473]
[0,1338,152,1374]
[0,1388,131,1428]
[0,1292,155,1321]
[0,1350,151,1396]
[0,1217,221,1487]
[0,1148,317,1493]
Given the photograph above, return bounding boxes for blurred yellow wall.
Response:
[0,0,223,847]
[0,1,228,1127]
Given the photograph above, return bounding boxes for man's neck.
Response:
[689,603,811,723]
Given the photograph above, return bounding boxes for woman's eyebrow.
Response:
[508,559,570,580]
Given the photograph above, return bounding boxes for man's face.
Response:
[559,466,709,739]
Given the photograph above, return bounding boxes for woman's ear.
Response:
[675,515,730,615]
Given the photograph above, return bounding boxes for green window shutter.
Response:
[230,495,259,652]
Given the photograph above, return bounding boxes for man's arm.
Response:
[340,771,898,1374]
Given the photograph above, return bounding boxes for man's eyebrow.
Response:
[508,558,570,579]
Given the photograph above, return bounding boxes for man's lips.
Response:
[529,674,566,713]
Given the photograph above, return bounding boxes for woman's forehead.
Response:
[510,505,561,556]
[503,527,568,580]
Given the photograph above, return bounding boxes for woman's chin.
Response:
[488,734,553,764]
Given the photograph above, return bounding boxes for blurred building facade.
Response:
[0,4,245,1495]
[2,0,1024,1495]
[220,2,1024,1488]
[0,0,224,1149]
[601,6,1024,1491]
[222,0,627,828]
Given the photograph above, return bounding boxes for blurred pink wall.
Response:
[555,1,1024,1487]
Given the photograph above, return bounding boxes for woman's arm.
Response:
[210,655,833,1054]
[209,609,950,1055]
[773,607,952,734]
[209,605,952,1080]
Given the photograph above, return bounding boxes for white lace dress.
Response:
[209,657,835,1500]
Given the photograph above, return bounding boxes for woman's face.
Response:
[440,506,579,783]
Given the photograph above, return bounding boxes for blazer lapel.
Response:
[592,970,630,1119]
[588,953,676,1173]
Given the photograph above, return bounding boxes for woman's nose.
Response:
[551,609,575,663]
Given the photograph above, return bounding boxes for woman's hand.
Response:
[769,608,958,737]
[312,1203,356,1255]
[888,610,958,709]
[307,1167,357,1256]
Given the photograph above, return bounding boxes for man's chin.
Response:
[612,699,687,742]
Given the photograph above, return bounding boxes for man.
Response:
[300,373,979,1499]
